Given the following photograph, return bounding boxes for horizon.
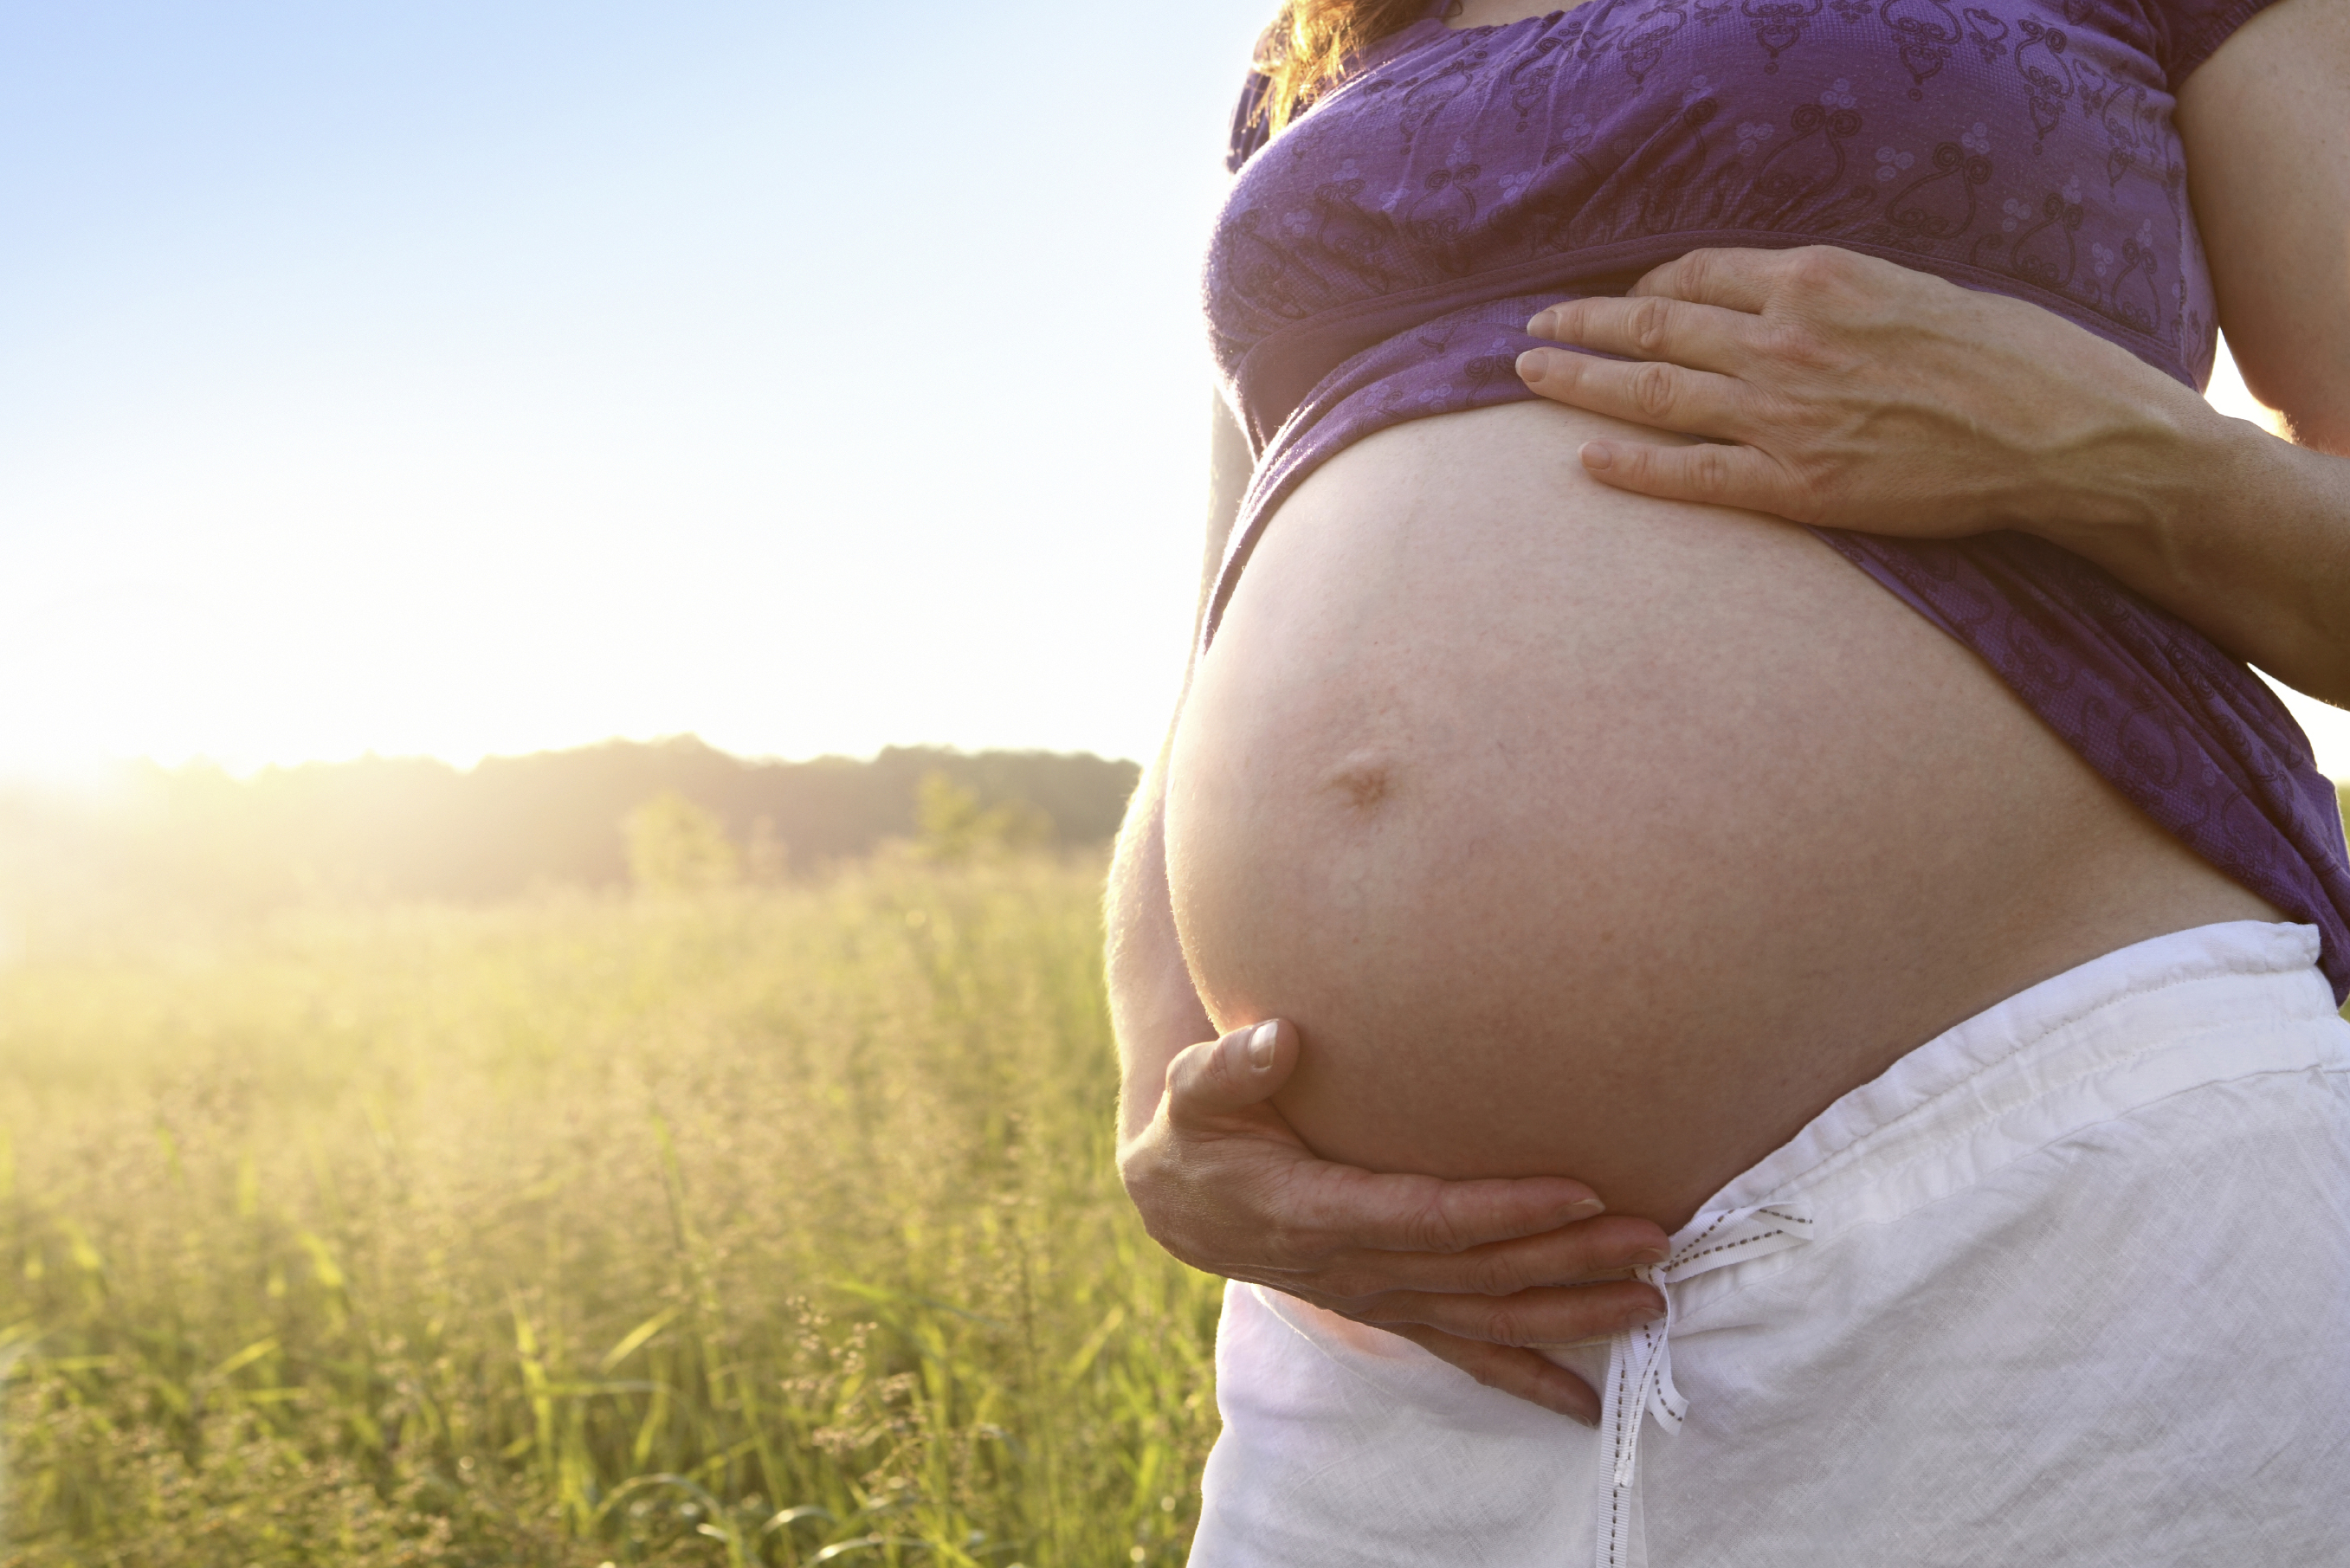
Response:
[0,733,1145,794]
[3,688,2344,791]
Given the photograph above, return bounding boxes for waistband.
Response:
[1586,919,2345,1568]
[1708,920,2343,1238]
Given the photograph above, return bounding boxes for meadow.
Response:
[0,851,1223,1565]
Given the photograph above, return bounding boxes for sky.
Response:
[0,0,1267,774]
[1,1,2343,779]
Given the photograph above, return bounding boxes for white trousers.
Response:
[1191,922,2350,1567]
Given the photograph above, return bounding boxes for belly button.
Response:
[1327,754,1397,814]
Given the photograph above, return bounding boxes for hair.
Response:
[1256,0,1435,133]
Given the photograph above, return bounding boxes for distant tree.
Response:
[0,739,1141,929]
[624,792,741,893]
[745,816,791,882]
[914,772,1051,863]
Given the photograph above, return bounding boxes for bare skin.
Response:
[1110,0,2348,1421]
[1166,397,2274,1224]
[1518,0,2350,705]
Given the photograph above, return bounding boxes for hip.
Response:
[1191,920,2350,1566]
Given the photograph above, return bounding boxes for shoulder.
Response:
[1228,67,1276,175]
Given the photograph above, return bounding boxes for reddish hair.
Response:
[1256,0,1434,132]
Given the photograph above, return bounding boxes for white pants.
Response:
[1191,922,2350,1566]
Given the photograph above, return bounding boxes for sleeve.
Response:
[2148,0,2283,87]
[1226,68,1275,174]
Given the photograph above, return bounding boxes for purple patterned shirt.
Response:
[1204,0,2350,1000]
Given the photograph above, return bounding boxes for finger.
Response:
[1625,246,1785,312]
[1575,437,1807,518]
[1161,1019,1296,1124]
[1277,1161,1606,1255]
[1516,346,1750,438]
[1374,1325,1603,1424]
[1524,294,1755,373]
[1327,1214,1670,1299]
[1353,1281,1667,1350]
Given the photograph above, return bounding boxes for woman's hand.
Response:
[1513,244,2208,540]
[1118,1019,1669,1426]
[1514,242,2350,702]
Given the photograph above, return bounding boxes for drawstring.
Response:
[1594,1203,1817,1568]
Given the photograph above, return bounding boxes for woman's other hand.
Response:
[1514,244,2207,539]
[1117,1018,1669,1426]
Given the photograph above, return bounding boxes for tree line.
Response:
[0,738,1139,932]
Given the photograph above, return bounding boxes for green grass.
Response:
[0,852,1222,1566]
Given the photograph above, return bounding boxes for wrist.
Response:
[2030,377,2247,591]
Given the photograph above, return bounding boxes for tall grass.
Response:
[0,853,1222,1566]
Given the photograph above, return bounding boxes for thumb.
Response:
[1164,1019,1298,1124]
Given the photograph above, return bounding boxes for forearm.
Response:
[1102,391,1250,1146]
[1106,737,1216,1150]
[2038,396,2350,707]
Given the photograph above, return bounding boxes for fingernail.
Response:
[1559,1399,1599,1429]
[1514,347,1546,384]
[1628,1247,1668,1266]
[1526,307,1555,335]
[1247,1021,1278,1070]
[1624,1299,1666,1329]
[1580,442,1613,471]
[1566,1197,1606,1220]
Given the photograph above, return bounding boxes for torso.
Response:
[1168,0,2293,1228]
[1202,0,2235,589]
[1165,400,2275,1229]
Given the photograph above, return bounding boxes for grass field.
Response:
[0,852,1222,1566]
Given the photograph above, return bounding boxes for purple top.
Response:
[1204,0,2350,1001]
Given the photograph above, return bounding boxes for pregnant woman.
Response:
[1107,0,2350,1559]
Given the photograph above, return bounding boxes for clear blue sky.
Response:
[0,0,1269,771]
[2,1,2342,777]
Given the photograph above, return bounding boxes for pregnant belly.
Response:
[1164,400,2276,1228]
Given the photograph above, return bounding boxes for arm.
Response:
[2109,0,2350,698]
[1510,0,2350,705]
[1105,396,1249,1146]
[1104,396,1669,1423]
